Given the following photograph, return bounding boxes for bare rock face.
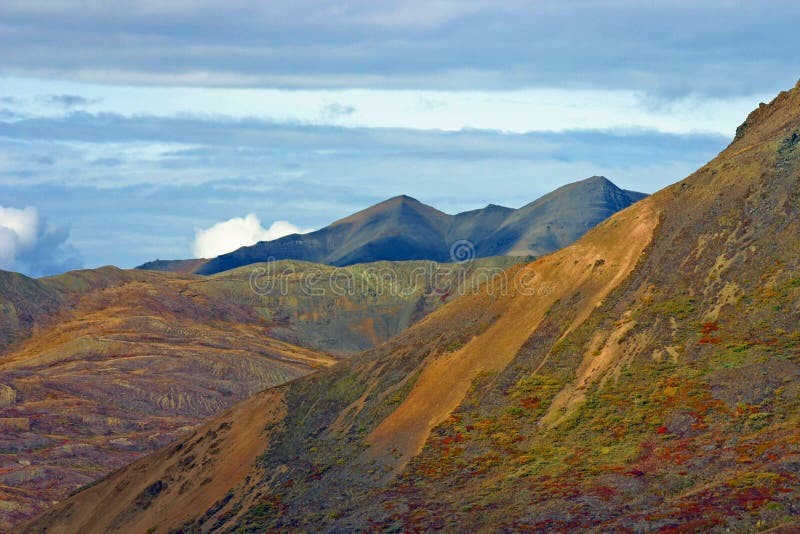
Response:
[0,384,16,407]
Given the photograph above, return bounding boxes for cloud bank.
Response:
[1,1,797,99]
[36,94,99,108]
[0,205,82,276]
[193,214,312,258]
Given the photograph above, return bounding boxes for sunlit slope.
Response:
[24,82,800,533]
[1,257,521,529]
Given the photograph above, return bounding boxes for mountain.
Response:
[139,177,646,275]
[0,256,521,529]
[473,176,649,257]
[0,267,334,530]
[131,258,208,274]
[207,256,526,355]
[29,81,800,532]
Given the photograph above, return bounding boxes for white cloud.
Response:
[0,206,39,264]
[192,214,313,258]
[0,205,81,276]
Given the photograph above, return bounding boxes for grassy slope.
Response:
[199,256,527,354]
[23,82,800,533]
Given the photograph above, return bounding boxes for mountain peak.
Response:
[341,194,426,216]
[332,194,440,226]
[732,78,800,145]
[540,176,621,199]
[382,194,422,205]
[580,175,616,187]
[143,179,644,273]
[396,194,420,201]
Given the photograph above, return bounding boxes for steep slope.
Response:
[0,267,335,530]
[140,178,646,275]
[25,84,800,533]
[0,257,520,529]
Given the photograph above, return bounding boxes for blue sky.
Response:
[1,0,798,274]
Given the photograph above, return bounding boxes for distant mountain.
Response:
[40,82,800,533]
[138,176,647,275]
[471,176,646,257]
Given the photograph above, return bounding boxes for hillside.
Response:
[139,177,646,275]
[0,267,335,530]
[0,257,520,529]
[200,256,526,355]
[27,81,800,533]
[0,272,66,353]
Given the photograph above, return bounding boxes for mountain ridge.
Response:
[139,176,647,275]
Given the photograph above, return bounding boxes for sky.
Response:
[1,0,799,275]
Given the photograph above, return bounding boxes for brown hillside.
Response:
[22,80,800,533]
[0,257,520,530]
[0,267,334,531]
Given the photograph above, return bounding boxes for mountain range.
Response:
[24,81,800,532]
[0,176,644,530]
[139,176,646,275]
